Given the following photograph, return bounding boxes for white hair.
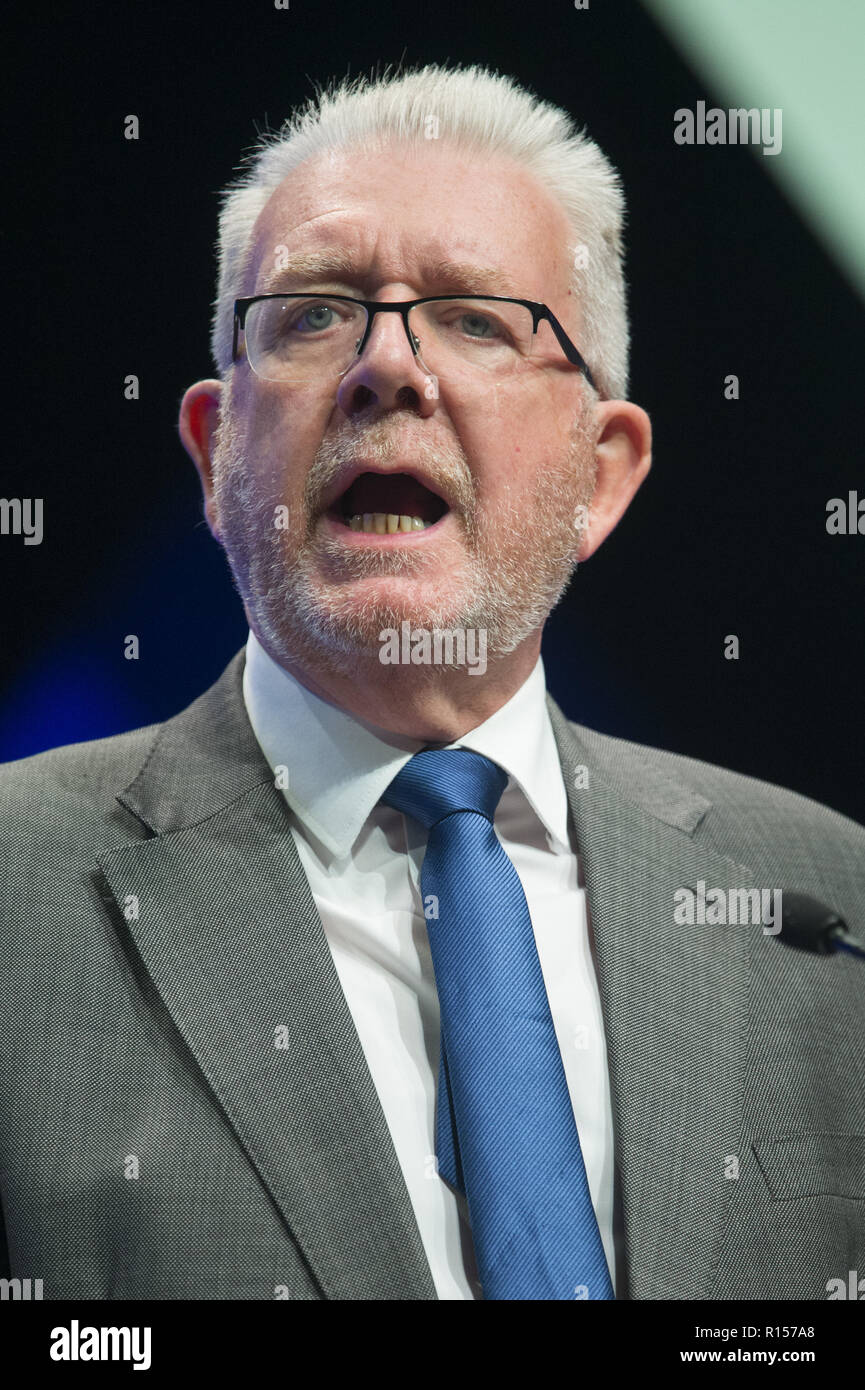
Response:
[210,62,630,399]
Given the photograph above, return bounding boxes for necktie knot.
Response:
[382,747,508,831]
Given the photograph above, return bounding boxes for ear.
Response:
[178,379,224,541]
[578,400,652,562]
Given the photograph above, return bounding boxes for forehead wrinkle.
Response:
[256,248,523,299]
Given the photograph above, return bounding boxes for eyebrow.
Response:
[257,251,520,298]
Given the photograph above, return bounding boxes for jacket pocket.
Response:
[752,1133,865,1200]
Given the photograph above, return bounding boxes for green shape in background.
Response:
[642,0,865,303]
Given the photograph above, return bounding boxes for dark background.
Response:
[2,0,862,823]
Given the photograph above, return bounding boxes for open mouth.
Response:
[328,471,449,533]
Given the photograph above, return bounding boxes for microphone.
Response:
[777,891,865,961]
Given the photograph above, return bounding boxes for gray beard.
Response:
[211,403,598,679]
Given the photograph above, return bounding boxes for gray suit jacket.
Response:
[1,648,864,1300]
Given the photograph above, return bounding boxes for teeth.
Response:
[346,513,433,533]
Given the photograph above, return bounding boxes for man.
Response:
[1,63,863,1302]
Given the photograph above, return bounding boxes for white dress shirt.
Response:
[242,628,617,1299]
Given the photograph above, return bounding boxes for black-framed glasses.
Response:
[232,293,597,392]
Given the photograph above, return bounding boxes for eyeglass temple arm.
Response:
[539,307,598,393]
[232,305,243,362]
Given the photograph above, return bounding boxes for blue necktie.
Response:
[382,747,614,1300]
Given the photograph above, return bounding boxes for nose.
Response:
[335,303,439,419]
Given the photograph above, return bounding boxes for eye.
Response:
[430,303,515,346]
[456,311,503,340]
[292,300,340,333]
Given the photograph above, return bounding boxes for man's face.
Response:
[210,137,598,676]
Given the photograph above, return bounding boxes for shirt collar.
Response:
[242,628,571,860]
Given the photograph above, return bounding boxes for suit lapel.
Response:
[96,652,437,1300]
[547,696,754,1299]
